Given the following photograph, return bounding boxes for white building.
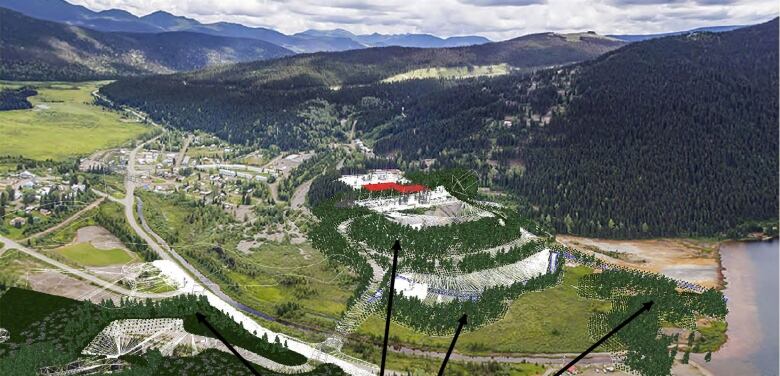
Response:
[355,186,457,213]
[338,169,409,190]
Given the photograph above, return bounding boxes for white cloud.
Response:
[70,0,779,40]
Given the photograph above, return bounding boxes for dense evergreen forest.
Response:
[0,87,37,110]
[512,18,779,238]
[102,19,778,238]
[99,30,620,148]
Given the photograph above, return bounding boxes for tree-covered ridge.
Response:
[0,87,37,111]
[348,212,525,272]
[512,18,779,238]
[171,31,624,88]
[99,29,622,149]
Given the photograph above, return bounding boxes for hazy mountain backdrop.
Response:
[0,0,492,52]
[0,7,293,81]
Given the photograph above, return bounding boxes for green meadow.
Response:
[55,242,137,267]
[356,265,611,354]
[382,64,510,82]
[0,81,151,161]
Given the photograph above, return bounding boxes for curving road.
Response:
[120,134,379,375]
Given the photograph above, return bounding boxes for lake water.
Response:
[705,240,778,376]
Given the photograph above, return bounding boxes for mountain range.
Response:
[180,31,625,88]
[0,8,293,81]
[1,0,750,55]
[608,25,745,42]
[0,0,491,52]
[0,3,626,81]
[295,29,491,48]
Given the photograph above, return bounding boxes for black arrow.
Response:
[195,312,261,376]
[554,301,654,376]
[438,314,468,376]
[379,239,401,376]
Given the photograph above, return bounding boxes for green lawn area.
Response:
[186,146,224,159]
[226,242,356,328]
[1,222,26,240]
[137,191,189,244]
[344,346,546,376]
[36,208,99,247]
[55,242,136,267]
[0,81,151,161]
[87,174,126,199]
[356,265,611,354]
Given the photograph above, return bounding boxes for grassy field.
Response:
[138,191,357,332]
[355,266,611,354]
[35,208,98,247]
[0,248,48,288]
[55,242,136,267]
[383,64,510,82]
[0,81,151,160]
[344,346,546,376]
[226,242,357,328]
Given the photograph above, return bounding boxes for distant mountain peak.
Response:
[296,28,357,39]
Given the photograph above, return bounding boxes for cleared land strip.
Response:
[21,197,106,242]
[395,347,613,365]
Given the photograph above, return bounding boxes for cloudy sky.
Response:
[70,0,778,40]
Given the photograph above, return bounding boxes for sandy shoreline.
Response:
[557,235,721,288]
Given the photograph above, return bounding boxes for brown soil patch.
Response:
[76,225,127,250]
[27,269,122,304]
[557,236,721,288]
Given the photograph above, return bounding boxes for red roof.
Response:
[363,182,427,194]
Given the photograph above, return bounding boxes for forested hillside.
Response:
[0,7,292,81]
[511,18,779,237]
[101,19,778,238]
[99,31,623,148]
[172,31,623,88]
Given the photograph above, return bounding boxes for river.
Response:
[705,239,778,376]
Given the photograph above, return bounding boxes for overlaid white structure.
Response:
[338,169,408,189]
[355,186,458,213]
[82,318,186,358]
[45,317,315,376]
[395,248,555,302]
